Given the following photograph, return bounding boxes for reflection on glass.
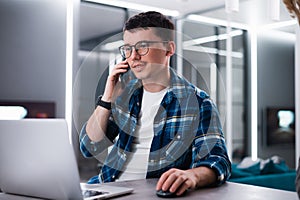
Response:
[278,110,294,129]
[0,106,27,120]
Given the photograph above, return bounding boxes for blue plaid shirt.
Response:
[80,68,231,185]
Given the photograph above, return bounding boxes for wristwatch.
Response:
[96,95,111,110]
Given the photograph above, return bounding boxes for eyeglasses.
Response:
[119,40,169,59]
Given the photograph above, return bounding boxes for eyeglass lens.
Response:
[120,41,149,59]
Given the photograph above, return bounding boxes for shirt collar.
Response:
[165,67,190,100]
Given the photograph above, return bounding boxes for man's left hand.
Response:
[156,167,217,196]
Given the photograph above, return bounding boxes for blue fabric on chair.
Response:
[229,171,296,191]
[261,159,290,174]
[229,156,296,192]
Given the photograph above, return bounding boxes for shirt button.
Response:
[112,175,115,179]
[137,102,140,106]
[219,174,224,181]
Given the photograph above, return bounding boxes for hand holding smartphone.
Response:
[121,57,130,72]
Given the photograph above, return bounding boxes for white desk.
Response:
[0,179,298,200]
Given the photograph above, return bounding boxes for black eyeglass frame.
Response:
[119,40,170,59]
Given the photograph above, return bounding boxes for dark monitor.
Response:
[266,107,295,146]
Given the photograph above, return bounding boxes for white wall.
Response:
[0,0,67,117]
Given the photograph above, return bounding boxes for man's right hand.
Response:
[102,60,130,102]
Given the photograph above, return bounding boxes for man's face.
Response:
[123,29,171,82]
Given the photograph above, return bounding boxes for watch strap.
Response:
[96,95,111,110]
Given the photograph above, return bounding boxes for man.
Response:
[80,11,231,196]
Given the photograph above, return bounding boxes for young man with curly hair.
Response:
[80,11,231,196]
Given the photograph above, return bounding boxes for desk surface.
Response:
[106,179,298,200]
[0,179,298,200]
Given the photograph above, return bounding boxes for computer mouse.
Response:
[156,189,177,198]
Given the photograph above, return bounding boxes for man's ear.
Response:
[166,41,175,56]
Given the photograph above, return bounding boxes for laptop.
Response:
[0,119,133,199]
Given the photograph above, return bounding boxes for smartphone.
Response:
[121,57,130,75]
[120,57,130,88]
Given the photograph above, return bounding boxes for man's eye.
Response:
[138,43,148,48]
[124,46,131,51]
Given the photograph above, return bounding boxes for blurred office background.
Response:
[0,0,299,187]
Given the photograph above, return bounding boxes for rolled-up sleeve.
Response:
[191,98,231,185]
[79,119,119,158]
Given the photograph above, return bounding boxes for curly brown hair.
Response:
[283,0,300,24]
[123,11,175,41]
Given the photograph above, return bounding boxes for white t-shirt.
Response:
[117,87,168,181]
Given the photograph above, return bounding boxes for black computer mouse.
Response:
[156,189,177,198]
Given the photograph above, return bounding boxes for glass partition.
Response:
[176,18,247,163]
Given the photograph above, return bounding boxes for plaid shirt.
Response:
[80,68,231,185]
